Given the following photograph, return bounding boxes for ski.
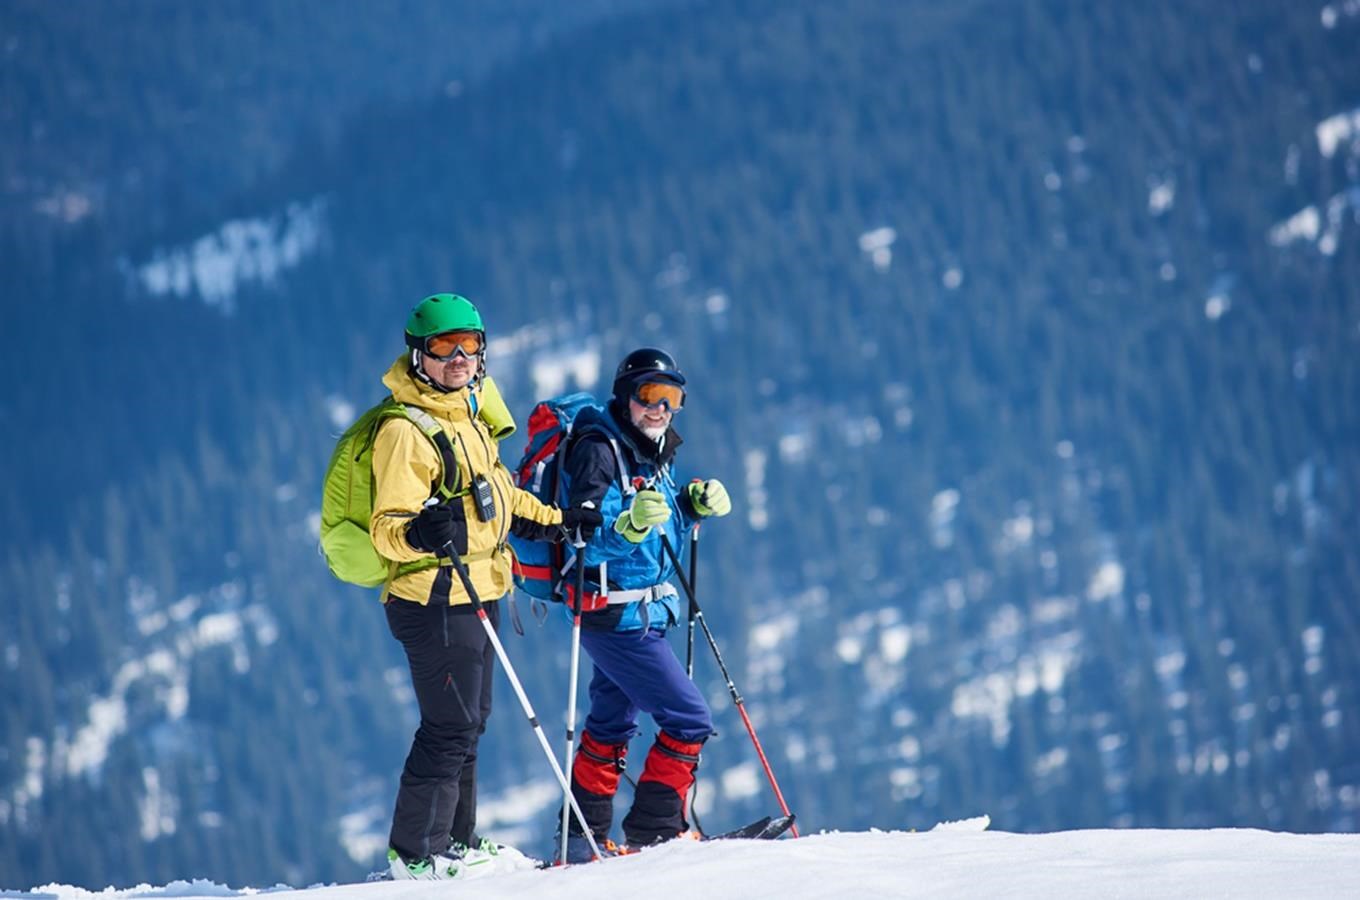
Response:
[539,813,798,869]
[703,813,795,841]
[753,814,796,840]
[704,815,773,840]
[364,846,539,882]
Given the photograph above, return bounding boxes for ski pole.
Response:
[684,524,700,831]
[441,540,604,860]
[686,524,699,678]
[558,509,591,865]
[658,533,800,837]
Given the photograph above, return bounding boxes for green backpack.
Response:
[319,398,461,588]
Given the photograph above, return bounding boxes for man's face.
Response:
[628,380,678,441]
[420,349,477,390]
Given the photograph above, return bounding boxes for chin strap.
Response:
[410,349,445,392]
[410,348,485,394]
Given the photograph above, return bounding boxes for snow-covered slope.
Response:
[18,826,1359,900]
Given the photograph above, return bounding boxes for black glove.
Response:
[559,505,604,543]
[405,503,468,557]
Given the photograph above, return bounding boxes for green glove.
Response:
[686,479,732,518]
[614,489,672,543]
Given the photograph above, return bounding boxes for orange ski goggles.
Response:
[424,330,484,360]
[632,379,685,411]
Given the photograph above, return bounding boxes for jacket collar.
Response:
[606,397,682,469]
[381,354,476,421]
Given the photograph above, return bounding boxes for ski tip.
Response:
[759,813,796,840]
[704,815,773,841]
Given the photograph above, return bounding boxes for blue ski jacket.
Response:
[559,401,698,632]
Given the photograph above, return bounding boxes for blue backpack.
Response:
[509,392,611,600]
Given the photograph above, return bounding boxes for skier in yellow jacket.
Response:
[375,293,601,880]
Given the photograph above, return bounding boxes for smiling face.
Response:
[628,394,673,441]
[419,350,477,390]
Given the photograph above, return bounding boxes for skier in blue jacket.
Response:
[556,347,732,860]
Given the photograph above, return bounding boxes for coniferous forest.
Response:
[2,0,1358,888]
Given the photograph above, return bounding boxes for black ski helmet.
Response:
[612,347,686,401]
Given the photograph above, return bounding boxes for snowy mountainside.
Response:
[5,0,1360,889]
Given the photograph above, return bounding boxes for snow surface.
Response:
[15,824,1359,900]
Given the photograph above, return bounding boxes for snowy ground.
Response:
[14,824,1359,900]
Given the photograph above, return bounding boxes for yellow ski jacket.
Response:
[369,355,561,605]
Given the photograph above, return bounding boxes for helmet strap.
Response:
[410,349,451,393]
[410,349,484,394]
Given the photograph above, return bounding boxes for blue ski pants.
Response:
[580,626,713,744]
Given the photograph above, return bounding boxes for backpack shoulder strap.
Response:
[572,424,637,499]
[607,436,637,498]
[372,405,462,604]
[396,404,462,500]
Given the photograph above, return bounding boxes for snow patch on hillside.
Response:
[1316,107,1360,158]
[858,226,896,272]
[482,321,602,399]
[2,580,279,835]
[1268,188,1360,254]
[1320,1,1360,29]
[130,198,328,312]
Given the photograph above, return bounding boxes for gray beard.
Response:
[638,422,667,442]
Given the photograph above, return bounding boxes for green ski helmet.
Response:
[404,293,484,351]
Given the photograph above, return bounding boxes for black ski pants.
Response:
[385,596,498,861]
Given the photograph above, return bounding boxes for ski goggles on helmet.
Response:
[632,379,685,411]
[423,330,484,360]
